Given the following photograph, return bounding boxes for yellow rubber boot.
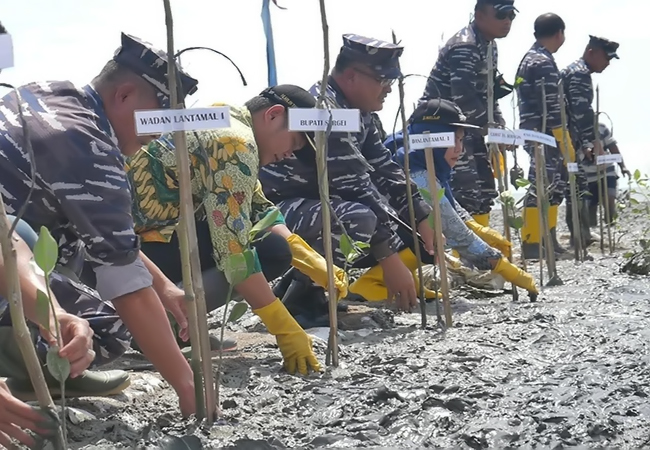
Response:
[472,213,490,227]
[348,249,442,301]
[521,207,542,259]
[493,257,539,295]
[451,249,461,259]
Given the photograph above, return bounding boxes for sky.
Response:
[1,0,647,188]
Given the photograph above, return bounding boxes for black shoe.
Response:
[280,271,347,329]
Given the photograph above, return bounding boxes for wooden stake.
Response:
[162,0,216,422]
[316,0,339,367]
[487,40,518,301]
[392,30,428,329]
[594,86,613,253]
[558,80,584,262]
[422,137,452,327]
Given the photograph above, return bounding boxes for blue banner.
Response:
[261,0,278,86]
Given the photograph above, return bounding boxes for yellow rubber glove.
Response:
[253,299,322,375]
[493,257,539,295]
[286,233,348,300]
[551,127,576,164]
[465,219,512,258]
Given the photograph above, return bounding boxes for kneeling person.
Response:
[125,85,348,375]
[389,99,539,299]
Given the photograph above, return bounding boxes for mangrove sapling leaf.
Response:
[248,209,282,242]
[227,302,248,323]
[33,226,58,275]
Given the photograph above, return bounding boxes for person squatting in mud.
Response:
[515,13,576,260]
[387,99,539,299]
[259,34,448,329]
[561,35,621,240]
[418,0,517,228]
[111,84,347,375]
[0,32,203,416]
[0,216,132,448]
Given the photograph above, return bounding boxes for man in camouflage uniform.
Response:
[515,13,575,259]
[418,0,516,227]
[561,35,620,243]
[0,33,201,416]
[584,122,630,225]
[260,34,439,323]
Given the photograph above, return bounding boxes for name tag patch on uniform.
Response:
[487,128,524,146]
[288,108,361,132]
[134,107,231,135]
[596,154,622,165]
[409,132,455,150]
[0,33,14,69]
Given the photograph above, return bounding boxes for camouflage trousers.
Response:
[450,132,497,215]
[523,143,567,208]
[0,216,131,369]
[277,198,412,269]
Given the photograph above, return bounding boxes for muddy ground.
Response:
[32,205,650,449]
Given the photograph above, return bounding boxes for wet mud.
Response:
[39,207,650,449]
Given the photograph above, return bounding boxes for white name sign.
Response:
[567,162,579,173]
[517,129,557,148]
[0,34,14,70]
[134,107,231,135]
[596,154,623,165]
[288,108,360,132]
[486,128,524,146]
[409,132,455,150]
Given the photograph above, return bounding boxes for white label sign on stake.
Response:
[288,108,360,132]
[486,128,524,146]
[567,162,579,173]
[409,132,455,150]
[0,34,14,70]
[134,107,231,135]
[596,154,623,165]
[517,129,557,148]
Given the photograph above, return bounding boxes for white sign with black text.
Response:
[134,107,231,135]
[517,129,557,148]
[288,108,361,132]
[486,128,524,146]
[409,132,455,150]
[0,33,14,70]
[567,163,579,173]
[596,154,623,165]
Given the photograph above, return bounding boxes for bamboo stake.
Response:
[558,80,584,262]
[594,86,606,254]
[422,136,452,327]
[316,0,339,367]
[392,30,428,329]
[594,86,613,253]
[0,208,66,449]
[162,0,216,422]
[533,142,545,286]
[487,40,518,301]
[539,79,560,285]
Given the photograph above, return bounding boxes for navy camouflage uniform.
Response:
[417,6,513,215]
[561,36,620,227]
[0,33,198,366]
[259,34,432,270]
[515,41,567,207]
[586,123,618,202]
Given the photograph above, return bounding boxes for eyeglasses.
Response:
[495,9,516,21]
[352,67,395,87]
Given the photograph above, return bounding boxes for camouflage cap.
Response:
[588,35,620,60]
[410,99,481,130]
[112,33,199,108]
[340,34,403,80]
[476,0,518,12]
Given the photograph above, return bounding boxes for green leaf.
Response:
[46,346,70,382]
[249,209,282,241]
[35,289,51,332]
[355,242,370,250]
[508,216,524,230]
[223,252,249,285]
[623,252,634,259]
[634,169,641,181]
[33,227,58,275]
[437,188,445,201]
[419,188,432,203]
[515,178,531,188]
[428,214,435,229]
[514,76,525,88]
[340,234,354,260]
[630,198,639,205]
[228,302,248,323]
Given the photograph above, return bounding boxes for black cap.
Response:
[0,22,6,34]
[410,99,481,129]
[588,35,620,60]
[476,0,518,12]
[259,84,317,109]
